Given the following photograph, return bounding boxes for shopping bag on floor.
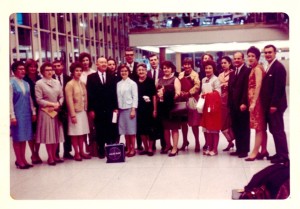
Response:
[105,143,126,163]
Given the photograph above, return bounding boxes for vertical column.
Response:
[159,47,166,62]
[175,52,182,73]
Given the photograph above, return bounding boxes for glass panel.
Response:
[18,27,32,61]
[39,13,50,30]
[72,13,78,36]
[16,13,31,26]
[57,13,65,33]
[73,37,79,62]
[85,40,90,53]
[40,31,51,62]
[58,35,67,70]
[84,13,89,38]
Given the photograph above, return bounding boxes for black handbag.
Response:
[169,101,188,118]
[105,143,126,163]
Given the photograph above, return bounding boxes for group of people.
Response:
[10,44,289,169]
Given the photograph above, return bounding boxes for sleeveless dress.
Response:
[157,76,181,130]
[248,65,266,131]
[10,78,33,141]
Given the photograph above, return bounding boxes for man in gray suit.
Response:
[261,44,289,164]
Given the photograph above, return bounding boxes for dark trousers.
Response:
[56,118,72,156]
[266,110,289,159]
[153,117,166,149]
[230,107,250,154]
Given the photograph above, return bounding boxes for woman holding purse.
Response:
[200,60,222,156]
[178,57,201,152]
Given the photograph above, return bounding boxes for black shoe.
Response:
[99,154,105,159]
[147,151,154,156]
[267,154,278,161]
[271,157,289,164]
[238,153,248,158]
[63,152,74,159]
[230,151,239,156]
[137,146,144,151]
[15,162,30,169]
[139,150,148,155]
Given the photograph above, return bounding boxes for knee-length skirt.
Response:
[118,108,137,135]
[68,111,90,136]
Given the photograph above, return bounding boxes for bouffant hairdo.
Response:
[247,46,261,60]
[69,62,83,74]
[40,62,53,74]
[78,52,92,68]
[160,60,176,72]
[183,57,194,68]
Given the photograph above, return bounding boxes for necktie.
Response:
[58,75,62,86]
[153,69,156,80]
[235,68,239,76]
[102,73,105,84]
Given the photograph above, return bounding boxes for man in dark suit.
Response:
[52,60,73,159]
[261,44,289,164]
[123,47,139,82]
[228,52,251,158]
[86,57,118,159]
[146,53,165,152]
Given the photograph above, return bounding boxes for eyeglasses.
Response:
[125,54,134,57]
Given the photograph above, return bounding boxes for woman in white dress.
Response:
[65,62,90,161]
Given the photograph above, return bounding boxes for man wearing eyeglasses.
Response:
[260,45,289,164]
[122,47,139,82]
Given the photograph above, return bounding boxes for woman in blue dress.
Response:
[10,61,36,169]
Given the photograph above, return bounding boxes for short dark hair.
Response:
[221,56,233,69]
[201,53,214,62]
[79,52,92,68]
[137,63,147,69]
[125,47,134,52]
[25,59,39,74]
[11,61,25,72]
[69,62,83,74]
[148,53,158,60]
[118,64,131,73]
[264,44,277,52]
[107,57,116,64]
[161,60,176,72]
[52,59,63,65]
[247,46,261,60]
[40,62,53,74]
[203,60,217,74]
[183,57,194,68]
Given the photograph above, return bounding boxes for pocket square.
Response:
[268,74,273,77]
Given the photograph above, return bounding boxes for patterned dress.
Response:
[248,65,266,131]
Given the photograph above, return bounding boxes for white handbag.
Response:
[196,97,205,113]
[187,97,198,110]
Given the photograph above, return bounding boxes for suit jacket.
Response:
[147,68,164,86]
[260,60,287,112]
[228,64,251,110]
[53,74,71,111]
[86,71,118,120]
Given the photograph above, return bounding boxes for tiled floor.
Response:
[10,115,288,200]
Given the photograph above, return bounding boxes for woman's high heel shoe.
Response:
[256,152,269,160]
[168,149,179,157]
[15,161,30,169]
[179,141,189,151]
[222,142,234,152]
[161,146,173,154]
